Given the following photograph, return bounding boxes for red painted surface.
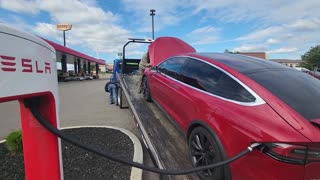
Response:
[308,71,320,80]
[145,47,320,179]
[311,118,320,125]
[1,55,16,71]
[19,94,61,180]
[189,53,320,142]
[1,54,52,74]
[148,37,196,66]
[41,38,105,65]
[305,162,320,180]
[0,93,61,180]
[21,59,33,73]
[0,55,15,60]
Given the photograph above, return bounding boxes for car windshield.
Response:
[246,70,320,121]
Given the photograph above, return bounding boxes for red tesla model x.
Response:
[141,38,320,180]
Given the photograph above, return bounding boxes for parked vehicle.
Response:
[83,75,93,80]
[308,67,320,80]
[141,37,320,180]
[57,74,66,82]
[294,67,310,73]
[65,76,84,81]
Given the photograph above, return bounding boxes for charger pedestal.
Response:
[0,24,62,180]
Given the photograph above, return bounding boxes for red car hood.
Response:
[148,37,196,66]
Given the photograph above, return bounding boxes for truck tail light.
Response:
[260,143,320,165]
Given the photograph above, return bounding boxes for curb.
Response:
[0,140,6,144]
[61,125,143,180]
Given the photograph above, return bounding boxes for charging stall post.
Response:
[0,24,62,180]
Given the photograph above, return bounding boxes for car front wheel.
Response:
[142,77,152,102]
[188,127,224,180]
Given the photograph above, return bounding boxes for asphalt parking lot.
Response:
[0,79,139,139]
[0,79,159,180]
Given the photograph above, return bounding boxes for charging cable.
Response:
[26,99,261,175]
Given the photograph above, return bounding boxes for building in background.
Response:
[107,64,114,72]
[99,64,106,72]
[224,50,267,59]
[269,59,302,68]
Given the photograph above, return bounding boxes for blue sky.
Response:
[1,0,320,64]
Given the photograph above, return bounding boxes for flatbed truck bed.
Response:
[118,74,199,180]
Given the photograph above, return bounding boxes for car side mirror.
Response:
[151,66,158,72]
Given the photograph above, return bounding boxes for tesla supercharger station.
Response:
[0,24,63,179]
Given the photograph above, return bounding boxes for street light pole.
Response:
[57,23,72,47]
[150,9,156,40]
[57,23,72,77]
[63,30,66,46]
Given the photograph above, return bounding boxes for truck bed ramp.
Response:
[119,75,199,180]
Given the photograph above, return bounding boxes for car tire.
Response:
[142,77,152,102]
[188,127,224,180]
[118,87,124,109]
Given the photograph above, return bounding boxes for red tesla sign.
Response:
[0,55,51,74]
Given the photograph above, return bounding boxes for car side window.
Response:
[214,74,256,102]
[158,57,186,79]
[180,58,256,102]
[180,58,222,91]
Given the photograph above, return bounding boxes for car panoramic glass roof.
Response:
[199,53,290,73]
[247,70,320,121]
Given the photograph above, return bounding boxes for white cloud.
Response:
[1,0,134,59]
[266,38,279,44]
[287,19,320,31]
[267,47,298,54]
[34,23,60,37]
[187,26,220,45]
[79,0,98,6]
[234,18,320,58]
[121,0,193,33]
[265,0,320,23]
[38,0,119,24]
[190,0,269,23]
[0,0,39,14]
[0,15,33,31]
[233,44,267,52]
[119,0,320,58]
[236,26,284,41]
[189,0,320,24]
[2,0,320,60]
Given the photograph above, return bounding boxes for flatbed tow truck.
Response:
[116,38,199,180]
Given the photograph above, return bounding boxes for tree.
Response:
[224,49,231,53]
[300,45,320,70]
